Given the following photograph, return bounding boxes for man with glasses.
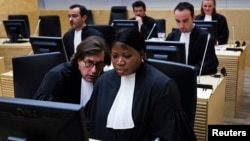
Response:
[33,36,111,105]
[63,4,103,61]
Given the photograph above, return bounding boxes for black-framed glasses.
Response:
[82,60,105,70]
[67,14,80,19]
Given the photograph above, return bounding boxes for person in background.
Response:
[130,1,157,39]
[63,4,103,61]
[195,0,229,45]
[166,2,218,75]
[86,28,196,141]
[33,36,110,105]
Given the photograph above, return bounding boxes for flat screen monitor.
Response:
[0,97,89,141]
[145,40,186,64]
[111,20,139,33]
[194,20,218,45]
[29,36,68,62]
[3,20,30,43]
[8,15,30,37]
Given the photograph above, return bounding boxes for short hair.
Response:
[71,36,111,66]
[132,1,146,11]
[113,28,146,52]
[174,2,194,17]
[200,0,217,16]
[69,4,88,16]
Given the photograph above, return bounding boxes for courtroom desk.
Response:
[0,39,32,72]
[194,75,226,141]
[0,57,5,96]
[0,71,14,98]
[215,45,247,117]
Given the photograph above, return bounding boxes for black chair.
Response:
[86,10,94,24]
[39,15,61,37]
[147,59,197,127]
[155,18,166,33]
[88,24,114,48]
[8,14,30,37]
[12,52,64,99]
[109,6,127,25]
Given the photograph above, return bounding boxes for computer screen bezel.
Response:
[29,36,68,62]
[111,19,139,33]
[194,20,218,45]
[3,20,30,43]
[145,40,186,64]
[0,97,89,141]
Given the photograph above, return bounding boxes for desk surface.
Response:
[197,75,225,99]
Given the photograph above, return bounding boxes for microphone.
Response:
[197,33,213,90]
[232,26,235,44]
[146,23,156,40]
[33,19,41,36]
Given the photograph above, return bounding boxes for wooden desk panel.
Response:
[0,39,32,72]
[216,46,247,117]
[194,76,226,141]
[0,71,14,97]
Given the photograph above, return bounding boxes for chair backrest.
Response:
[12,52,64,99]
[109,6,127,25]
[155,18,166,33]
[86,10,94,24]
[88,24,114,48]
[39,15,61,37]
[147,59,197,127]
[8,14,30,37]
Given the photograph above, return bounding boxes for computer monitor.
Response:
[111,20,139,34]
[8,15,30,37]
[194,20,218,44]
[3,20,30,43]
[145,40,186,64]
[0,97,89,141]
[29,36,68,62]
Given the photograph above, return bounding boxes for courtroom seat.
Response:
[109,6,127,25]
[147,59,197,127]
[38,15,62,37]
[155,18,166,34]
[12,52,64,99]
[86,10,94,24]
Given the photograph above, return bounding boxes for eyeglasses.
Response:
[82,60,105,70]
[67,14,80,19]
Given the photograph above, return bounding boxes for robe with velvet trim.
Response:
[166,26,218,75]
[195,13,229,45]
[63,26,103,61]
[86,63,196,141]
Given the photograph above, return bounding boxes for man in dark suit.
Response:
[130,1,157,39]
[166,2,218,75]
[63,4,103,61]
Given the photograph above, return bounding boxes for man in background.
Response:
[63,4,103,61]
[130,1,157,39]
[166,2,218,75]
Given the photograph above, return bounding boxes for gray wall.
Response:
[38,0,250,9]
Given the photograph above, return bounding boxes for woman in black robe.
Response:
[86,28,196,141]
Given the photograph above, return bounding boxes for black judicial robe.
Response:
[86,63,196,141]
[33,62,82,104]
[63,26,103,61]
[195,13,229,45]
[166,26,218,75]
